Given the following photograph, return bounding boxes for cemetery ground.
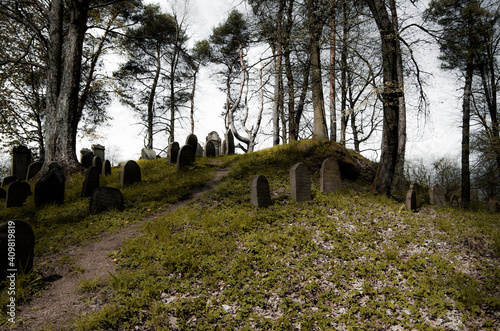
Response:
[1,140,500,330]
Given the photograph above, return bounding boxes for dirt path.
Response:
[15,167,229,331]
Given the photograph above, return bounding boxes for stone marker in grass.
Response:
[290,163,311,202]
[120,160,141,188]
[251,175,272,207]
[320,158,342,193]
[89,186,124,214]
[0,219,35,279]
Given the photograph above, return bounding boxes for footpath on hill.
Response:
[15,166,230,331]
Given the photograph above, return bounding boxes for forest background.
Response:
[0,0,498,203]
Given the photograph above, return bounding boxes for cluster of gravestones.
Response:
[251,158,343,207]
[400,180,460,212]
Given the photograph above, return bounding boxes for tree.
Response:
[114,4,190,149]
[365,0,403,196]
[189,40,211,134]
[426,0,495,207]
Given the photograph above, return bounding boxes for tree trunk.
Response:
[146,45,161,149]
[366,0,401,196]
[340,2,348,145]
[273,0,284,146]
[461,63,473,208]
[285,0,295,142]
[329,0,337,142]
[44,0,90,173]
[307,0,328,140]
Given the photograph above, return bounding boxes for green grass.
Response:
[2,140,500,330]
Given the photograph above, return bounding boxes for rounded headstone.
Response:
[177,145,195,171]
[80,149,94,168]
[6,181,32,208]
[405,189,417,212]
[34,166,65,207]
[2,176,17,187]
[141,148,156,160]
[320,158,342,193]
[250,175,271,207]
[205,141,216,157]
[185,134,198,149]
[0,220,35,278]
[92,156,103,172]
[89,186,124,214]
[290,163,311,202]
[26,161,43,180]
[81,166,100,198]
[120,160,141,188]
[167,142,180,164]
[102,160,112,176]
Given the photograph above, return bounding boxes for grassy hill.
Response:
[1,139,499,330]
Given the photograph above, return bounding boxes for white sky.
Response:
[76,0,463,168]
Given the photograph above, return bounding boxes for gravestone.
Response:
[102,160,111,176]
[11,145,31,180]
[488,199,499,213]
[225,130,235,155]
[167,142,180,164]
[26,161,43,180]
[0,188,5,200]
[0,220,35,279]
[141,148,156,160]
[391,177,407,201]
[6,181,32,208]
[450,194,461,209]
[405,188,417,211]
[92,156,103,173]
[177,145,195,171]
[89,186,124,214]
[409,183,424,208]
[185,134,198,150]
[221,140,227,155]
[81,166,100,198]
[290,163,311,202]
[80,149,94,168]
[196,143,203,157]
[2,176,17,187]
[429,184,446,207]
[120,160,141,188]
[206,131,222,155]
[320,158,342,193]
[91,144,105,162]
[205,141,216,157]
[34,164,65,207]
[250,175,271,207]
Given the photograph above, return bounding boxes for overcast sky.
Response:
[76,0,463,168]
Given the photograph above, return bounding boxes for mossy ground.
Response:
[1,140,499,330]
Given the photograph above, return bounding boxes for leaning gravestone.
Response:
[405,188,417,211]
[0,188,6,200]
[26,161,43,180]
[80,149,94,168]
[2,176,17,187]
[34,164,65,207]
[120,160,141,188]
[102,160,111,176]
[429,184,446,207]
[185,134,198,150]
[320,158,342,193]
[177,145,195,171]
[0,220,35,279]
[167,142,180,164]
[225,130,235,155]
[290,163,311,202]
[205,141,216,157]
[11,145,31,180]
[81,166,100,198]
[6,181,32,208]
[89,186,124,214]
[250,175,272,207]
[141,148,156,160]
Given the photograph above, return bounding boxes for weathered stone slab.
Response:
[26,161,43,180]
[409,183,424,208]
[80,149,94,168]
[185,134,198,150]
[206,131,222,155]
[250,175,272,207]
[320,158,342,193]
[91,144,105,161]
[120,160,141,188]
[290,163,311,202]
[167,142,180,164]
[89,186,124,214]
[6,181,32,208]
[102,160,111,176]
[141,148,156,160]
[450,194,461,209]
[196,143,203,157]
[205,141,216,157]
[81,166,100,198]
[11,145,31,180]
[34,165,65,207]
[429,184,446,207]
[405,189,417,211]
[177,145,195,171]
[2,176,17,187]
[0,220,35,279]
